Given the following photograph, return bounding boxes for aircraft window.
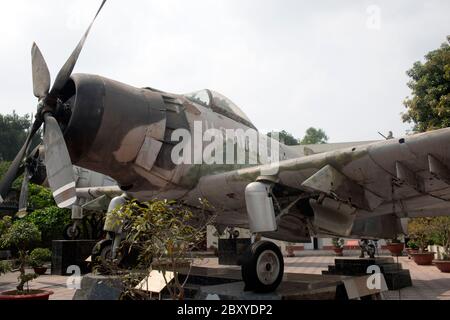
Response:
[210,91,252,123]
[184,90,210,107]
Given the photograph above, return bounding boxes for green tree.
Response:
[408,217,434,252]
[0,220,41,292]
[402,36,450,132]
[0,161,11,181]
[24,184,70,246]
[300,127,329,145]
[267,130,300,146]
[104,199,214,300]
[0,111,37,161]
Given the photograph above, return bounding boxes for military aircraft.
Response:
[2,0,450,292]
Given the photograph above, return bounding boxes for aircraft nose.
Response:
[58,74,167,185]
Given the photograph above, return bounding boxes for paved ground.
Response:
[1,253,449,300]
[0,270,77,300]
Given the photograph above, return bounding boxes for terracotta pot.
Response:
[433,260,450,273]
[333,247,344,256]
[387,243,404,256]
[33,267,48,275]
[406,248,419,259]
[286,246,295,257]
[0,290,53,300]
[411,252,435,265]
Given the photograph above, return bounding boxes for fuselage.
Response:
[60,74,296,214]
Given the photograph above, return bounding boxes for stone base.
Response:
[323,257,412,290]
[73,273,124,300]
[218,238,251,265]
[183,266,377,300]
[51,240,97,276]
[195,279,364,300]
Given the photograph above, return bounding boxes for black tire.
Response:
[63,224,81,240]
[91,239,113,265]
[241,241,284,293]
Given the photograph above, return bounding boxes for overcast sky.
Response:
[0,0,449,142]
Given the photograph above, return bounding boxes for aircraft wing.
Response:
[197,128,450,240]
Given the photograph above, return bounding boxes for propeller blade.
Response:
[43,114,76,208]
[50,0,107,95]
[0,119,42,203]
[31,43,51,99]
[17,166,31,218]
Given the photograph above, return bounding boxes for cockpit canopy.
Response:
[184,89,255,128]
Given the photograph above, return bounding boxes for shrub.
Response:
[28,184,55,210]
[29,248,52,268]
[430,217,450,260]
[408,218,433,252]
[104,199,214,300]
[0,216,12,236]
[24,206,71,246]
[407,239,419,250]
[332,238,344,248]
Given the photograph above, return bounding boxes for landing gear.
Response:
[241,241,284,293]
[359,239,376,258]
[91,239,113,264]
[63,223,81,240]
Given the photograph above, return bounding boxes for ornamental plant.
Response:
[408,218,433,252]
[407,239,419,250]
[29,248,52,268]
[430,216,450,260]
[104,198,214,300]
[0,220,41,292]
[332,238,344,249]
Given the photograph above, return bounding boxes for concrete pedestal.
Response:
[73,273,124,300]
[322,257,412,290]
[218,238,251,265]
[51,240,97,275]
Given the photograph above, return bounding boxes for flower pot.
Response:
[0,290,53,300]
[433,260,450,273]
[33,267,48,275]
[406,248,419,259]
[411,252,435,265]
[386,243,404,256]
[286,246,295,257]
[333,247,344,256]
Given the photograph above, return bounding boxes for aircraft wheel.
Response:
[92,239,113,265]
[63,224,81,240]
[241,240,284,293]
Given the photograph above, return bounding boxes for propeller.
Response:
[0,0,107,209]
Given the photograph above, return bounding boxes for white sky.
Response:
[0,0,449,142]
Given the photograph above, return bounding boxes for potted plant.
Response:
[29,248,52,275]
[430,217,450,273]
[406,240,419,259]
[101,199,215,300]
[332,238,345,256]
[408,218,435,265]
[0,220,53,300]
[286,243,296,257]
[386,238,404,256]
